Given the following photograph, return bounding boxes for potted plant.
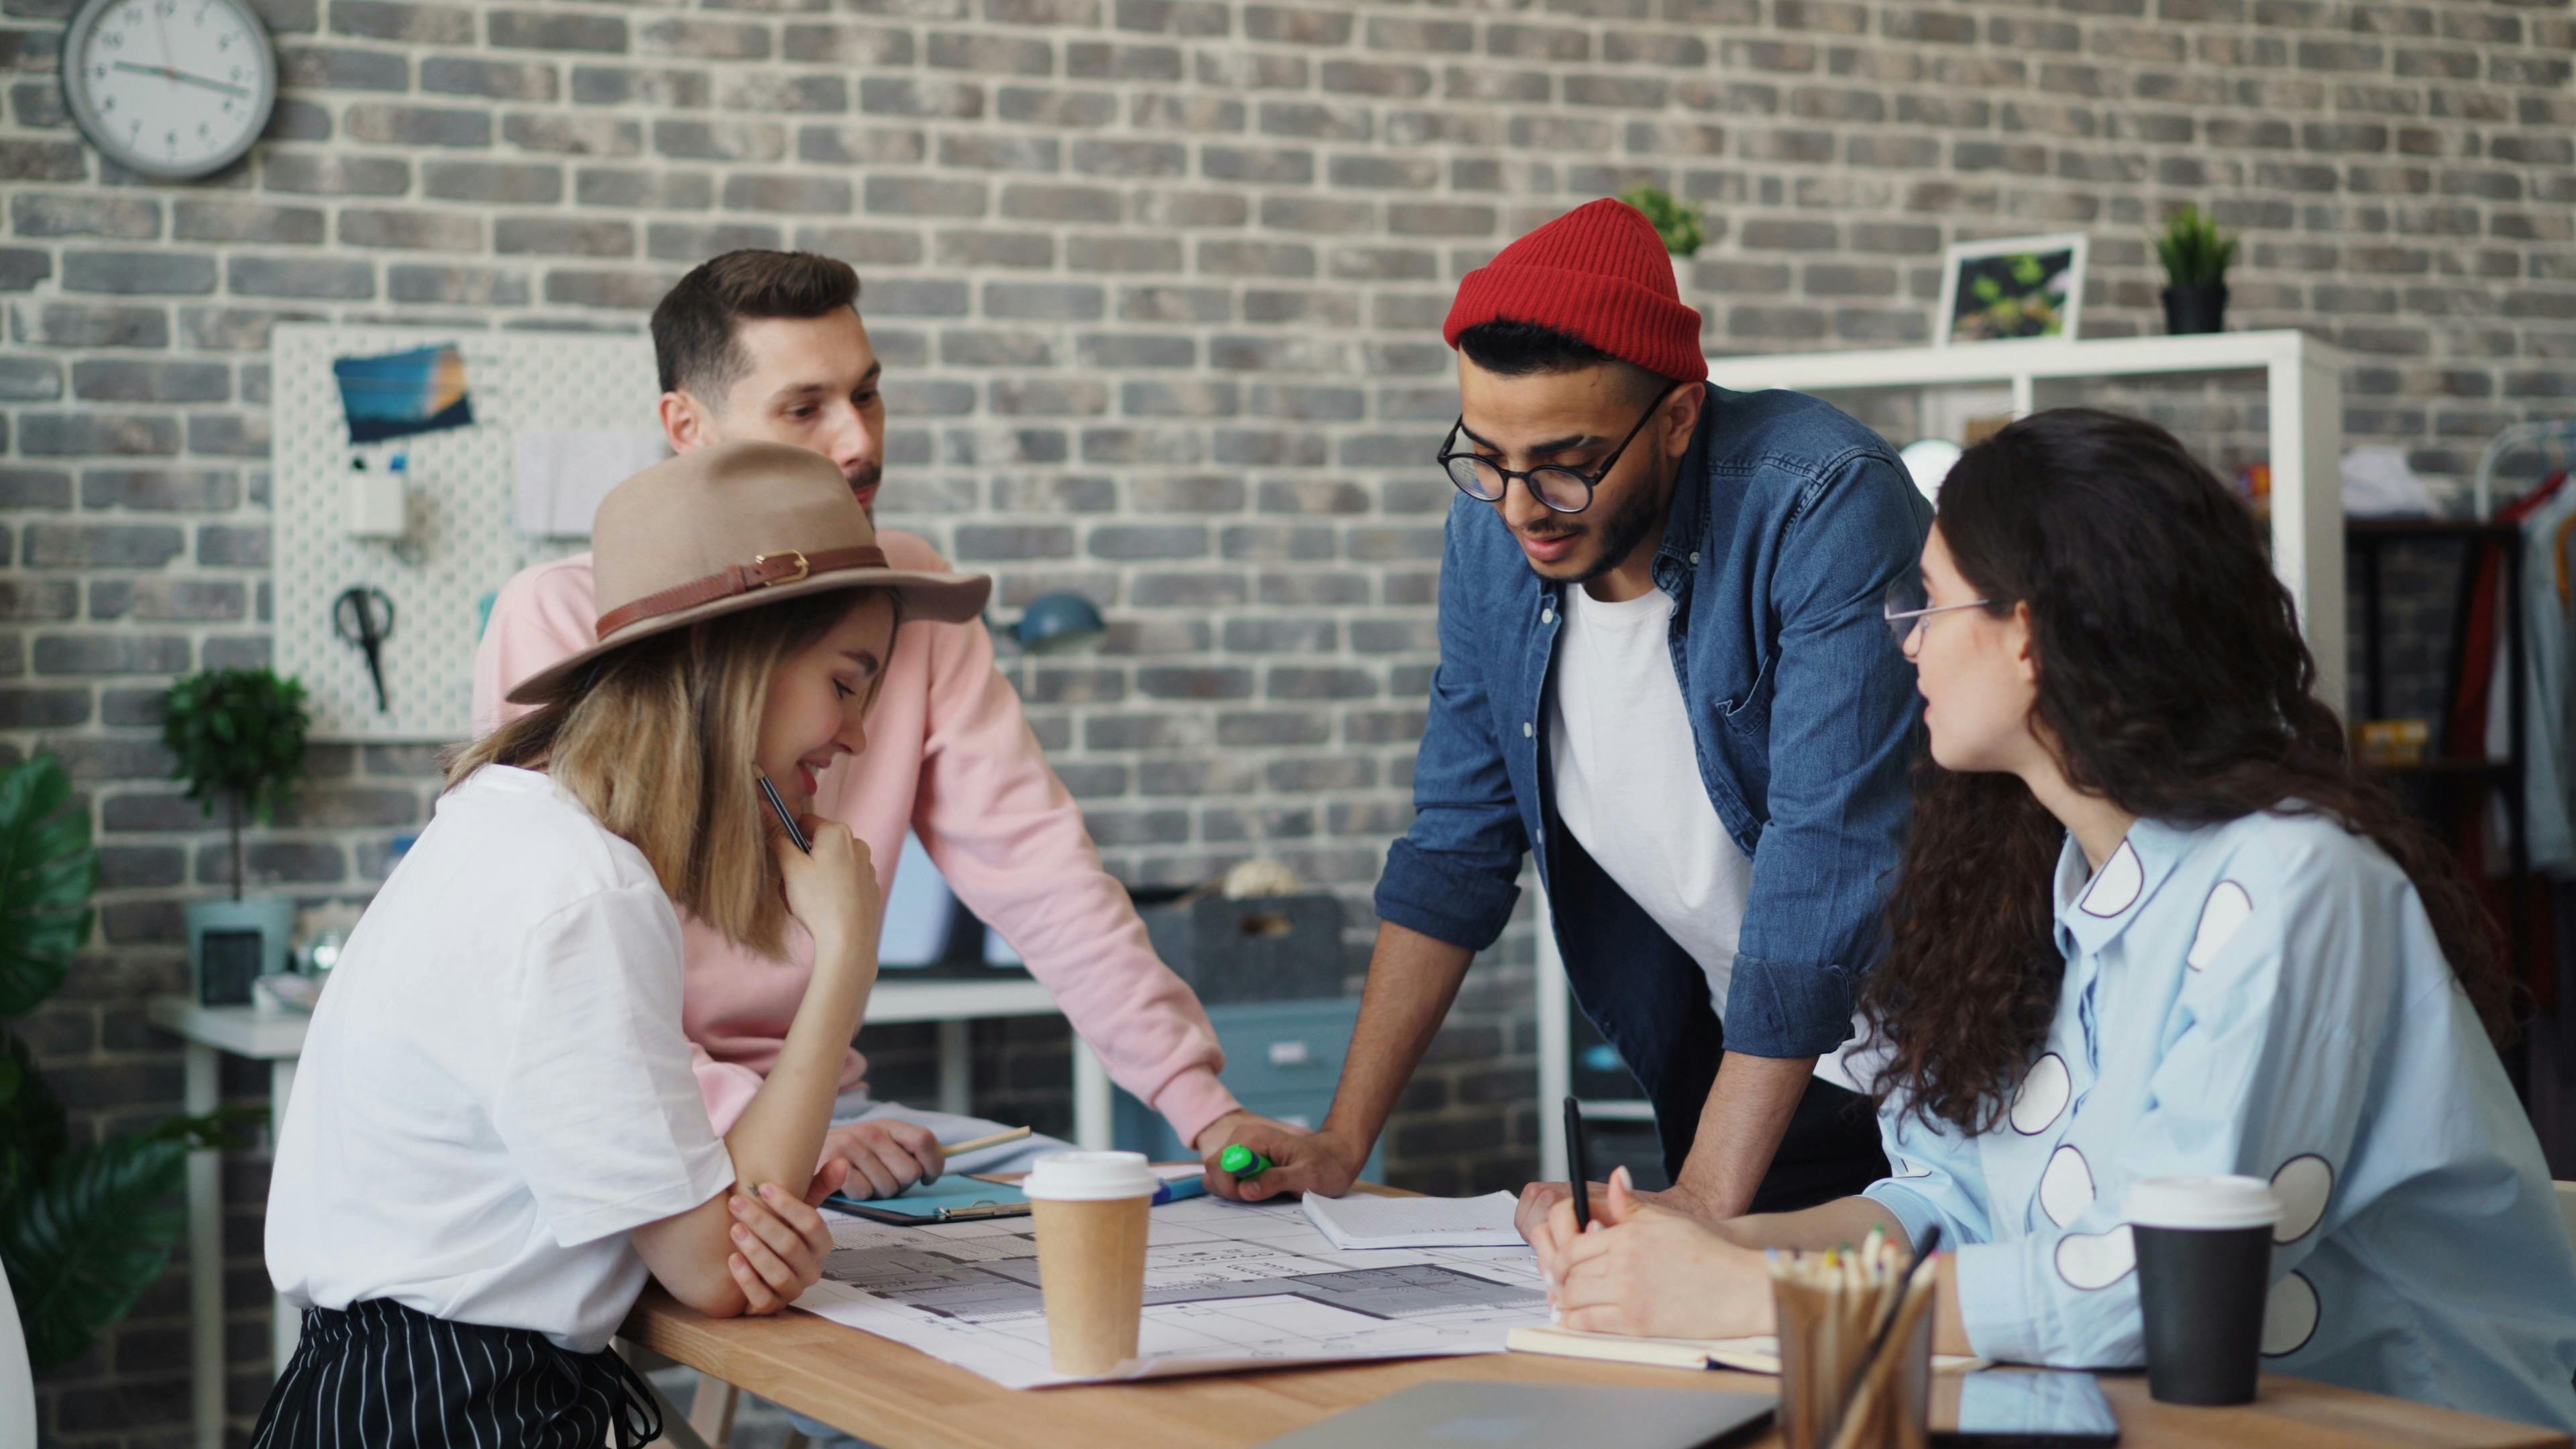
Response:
[0,753,238,1370]
[1617,183,1707,293]
[2155,205,2237,336]
[162,667,310,1006]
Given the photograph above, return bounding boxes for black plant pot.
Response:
[2163,283,2228,335]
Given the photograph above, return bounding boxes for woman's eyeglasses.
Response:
[1883,580,1993,645]
[1436,382,1682,515]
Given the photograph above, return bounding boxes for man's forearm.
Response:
[1672,1051,1816,1218]
[1318,921,1477,1151]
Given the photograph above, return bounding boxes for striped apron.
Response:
[249,1297,662,1448]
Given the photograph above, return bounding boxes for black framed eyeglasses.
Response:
[1436,381,1682,515]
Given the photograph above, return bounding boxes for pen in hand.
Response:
[1564,1095,1592,1234]
[755,771,811,854]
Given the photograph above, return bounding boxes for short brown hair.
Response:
[651,250,860,401]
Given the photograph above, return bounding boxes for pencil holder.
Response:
[1829,1300,1932,1449]
[1772,1246,1935,1449]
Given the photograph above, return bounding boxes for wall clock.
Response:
[60,0,276,180]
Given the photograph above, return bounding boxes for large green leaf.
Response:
[0,1029,68,1199]
[0,755,99,1018]
[0,1114,235,1370]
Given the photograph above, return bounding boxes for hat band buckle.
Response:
[751,550,810,586]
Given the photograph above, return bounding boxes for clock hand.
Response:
[108,58,248,97]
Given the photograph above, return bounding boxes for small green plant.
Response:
[2154,205,2239,288]
[0,753,241,1369]
[161,668,310,900]
[1617,184,1707,259]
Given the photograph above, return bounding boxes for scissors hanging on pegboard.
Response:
[333,585,396,713]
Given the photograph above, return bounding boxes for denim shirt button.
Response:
[1541,607,1555,625]
[1522,720,1534,738]
[1689,551,1701,564]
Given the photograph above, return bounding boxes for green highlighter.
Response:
[1219,1143,1271,1177]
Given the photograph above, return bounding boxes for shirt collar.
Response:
[1648,384,1716,596]
[2051,817,2189,957]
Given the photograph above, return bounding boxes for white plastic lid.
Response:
[2125,1174,2279,1230]
[1021,1150,1157,1202]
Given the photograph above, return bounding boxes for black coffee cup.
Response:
[2127,1175,2279,1406]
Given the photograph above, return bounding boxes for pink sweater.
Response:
[470,529,1240,1144]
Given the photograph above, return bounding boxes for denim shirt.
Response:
[1374,384,1931,1063]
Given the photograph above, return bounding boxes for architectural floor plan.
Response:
[798,1194,1554,1387]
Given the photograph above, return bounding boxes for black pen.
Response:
[755,771,811,854]
[1563,1095,1591,1234]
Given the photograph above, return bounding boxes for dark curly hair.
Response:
[1862,408,2515,1134]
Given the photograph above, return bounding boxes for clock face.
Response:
[62,0,276,180]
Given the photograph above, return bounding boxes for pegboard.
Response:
[271,325,663,741]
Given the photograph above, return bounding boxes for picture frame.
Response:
[1938,233,2088,346]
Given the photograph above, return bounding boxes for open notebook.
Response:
[1510,1324,1989,1375]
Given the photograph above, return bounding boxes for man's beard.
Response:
[1528,475,1665,588]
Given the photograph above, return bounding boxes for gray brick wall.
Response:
[4,0,2573,1439]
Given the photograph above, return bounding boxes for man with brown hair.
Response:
[474,250,1286,1208]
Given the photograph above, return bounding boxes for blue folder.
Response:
[824,1174,1207,1225]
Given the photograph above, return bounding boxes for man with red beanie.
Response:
[1205,200,1930,1240]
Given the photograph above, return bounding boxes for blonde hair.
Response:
[445,589,890,957]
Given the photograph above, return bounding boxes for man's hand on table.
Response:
[817,1118,945,1199]
[1194,1110,1366,1203]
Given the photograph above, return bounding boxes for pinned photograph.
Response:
[331,342,474,443]
[1939,233,2088,345]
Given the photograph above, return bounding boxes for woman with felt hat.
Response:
[253,441,989,1446]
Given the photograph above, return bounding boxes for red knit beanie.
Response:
[1444,199,1708,383]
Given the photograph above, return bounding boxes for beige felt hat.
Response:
[504,440,991,705]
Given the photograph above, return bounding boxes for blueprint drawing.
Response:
[796,1195,1554,1388]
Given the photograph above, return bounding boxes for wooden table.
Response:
[621,1287,2570,1449]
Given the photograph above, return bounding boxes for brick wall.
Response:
[4,0,2573,1440]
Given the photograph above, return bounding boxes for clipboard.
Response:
[825,1179,1031,1224]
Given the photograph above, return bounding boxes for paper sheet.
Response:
[798,1195,1552,1389]
[1300,1190,1523,1248]
[511,429,667,537]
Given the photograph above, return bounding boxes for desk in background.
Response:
[149,984,1112,1449]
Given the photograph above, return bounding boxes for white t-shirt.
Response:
[266,765,734,1352]
[1546,586,1872,1091]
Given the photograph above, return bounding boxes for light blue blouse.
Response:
[1865,812,2576,1432]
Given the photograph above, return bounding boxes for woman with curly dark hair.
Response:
[1540,409,2576,1432]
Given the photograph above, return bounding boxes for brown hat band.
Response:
[594,544,892,641]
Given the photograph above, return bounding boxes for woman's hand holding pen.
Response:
[775,817,881,980]
[1540,1166,1776,1340]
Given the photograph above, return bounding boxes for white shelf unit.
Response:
[1541,331,2350,1167]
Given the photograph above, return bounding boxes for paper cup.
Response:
[2127,1175,2279,1406]
[1023,1151,1157,1376]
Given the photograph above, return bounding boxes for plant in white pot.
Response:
[162,667,310,1006]
[1617,183,1707,294]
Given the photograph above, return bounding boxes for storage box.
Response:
[1141,892,1346,1006]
